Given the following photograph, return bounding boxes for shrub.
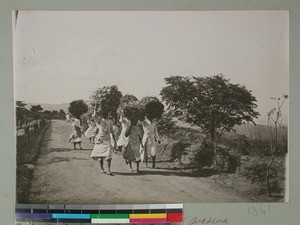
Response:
[156,112,176,136]
[169,141,191,163]
[192,141,215,167]
[214,145,240,173]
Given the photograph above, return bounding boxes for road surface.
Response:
[29,120,257,204]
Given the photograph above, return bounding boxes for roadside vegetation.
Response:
[16,74,288,202]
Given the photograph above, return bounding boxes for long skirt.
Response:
[122,139,142,163]
[141,136,156,161]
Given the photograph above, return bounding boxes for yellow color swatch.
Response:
[129,213,167,219]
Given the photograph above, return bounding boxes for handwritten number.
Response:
[248,205,271,216]
[249,206,258,216]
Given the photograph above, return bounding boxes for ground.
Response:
[28,120,270,204]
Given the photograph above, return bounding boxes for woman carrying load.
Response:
[90,104,116,175]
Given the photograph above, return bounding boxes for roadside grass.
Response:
[16,122,50,203]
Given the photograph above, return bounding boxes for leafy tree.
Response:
[30,104,43,120]
[160,74,259,162]
[43,110,52,120]
[59,109,66,119]
[30,104,43,113]
[68,99,88,119]
[89,85,122,119]
[16,101,29,127]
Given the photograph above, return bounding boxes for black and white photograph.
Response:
[13,11,288,204]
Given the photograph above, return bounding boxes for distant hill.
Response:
[226,123,287,140]
[176,120,287,140]
[25,103,69,113]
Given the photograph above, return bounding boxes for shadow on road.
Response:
[113,168,217,178]
[48,148,93,153]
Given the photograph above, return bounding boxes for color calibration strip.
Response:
[15,204,183,224]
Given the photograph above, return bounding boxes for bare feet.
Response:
[106,171,113,176]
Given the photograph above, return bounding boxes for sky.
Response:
[13,11,289,125]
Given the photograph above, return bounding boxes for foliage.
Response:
[120,94,139,107]
[139,96,164,121]
[161,74,259,166]
[46,110,66,120]
[30,104,43,120]
[123,103,141,126]
[215,147,240,173]
[169,141,191,164]
[117,94,139,117]
[156,112,176,136]
[68,99,88,119]
[89,85,122,119]
[43,110,52,120]
[30,105,43,113]
[192,140,215,167]
[16,101,29,127]
[266,94,288,196]
[161,74,259,141]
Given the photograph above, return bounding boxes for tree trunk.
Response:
[210,127,218,169]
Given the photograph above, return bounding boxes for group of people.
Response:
[68,105,160,175]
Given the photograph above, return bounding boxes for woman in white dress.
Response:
[69,118,82,149]
[84,120,96,143]
[90,106,116,175]
[116,113,131,152]
[141,117,160,168]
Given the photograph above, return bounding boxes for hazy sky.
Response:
[13,11,289,125]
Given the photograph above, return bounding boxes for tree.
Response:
[59,109,66,119]
[43,110,52,120]
[30,104,43,120]
[30,104,43,113]
[68,100,88,119]
[266,94,288,196]
[160,74,259,163]
[16,101,29,128]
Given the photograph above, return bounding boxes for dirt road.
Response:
[29,120,257,204]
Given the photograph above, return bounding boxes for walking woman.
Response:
[90,104,116,175]
[84,119,96,143]
[121,106,143,173]
[141,117,160,168]
[69,118,83,150]
[116,112,131,152]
